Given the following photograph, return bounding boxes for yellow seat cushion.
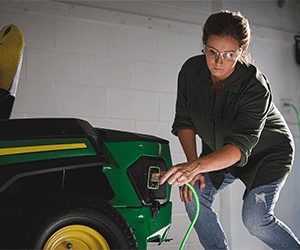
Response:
[0,24,24,91]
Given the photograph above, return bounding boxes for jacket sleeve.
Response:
[224,73,272,167]
[171,69,195,136]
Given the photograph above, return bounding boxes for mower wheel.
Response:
[21,193,138,250]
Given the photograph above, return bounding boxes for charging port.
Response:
[148,166,161,190]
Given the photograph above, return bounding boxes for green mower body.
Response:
[0,118,172,249]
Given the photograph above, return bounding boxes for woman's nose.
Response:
[215,54,223,64]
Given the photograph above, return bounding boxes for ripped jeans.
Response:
[185,173,300,250]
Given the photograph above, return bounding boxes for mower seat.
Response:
[0,24,24,119]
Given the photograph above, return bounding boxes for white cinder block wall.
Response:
[0,1,299,249]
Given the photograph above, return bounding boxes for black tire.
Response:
[21,193,138,249]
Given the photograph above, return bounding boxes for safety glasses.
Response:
[202,45,242,62]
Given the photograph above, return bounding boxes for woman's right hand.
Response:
[179,173,206,204]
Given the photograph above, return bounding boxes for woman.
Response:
[159,10,300,249]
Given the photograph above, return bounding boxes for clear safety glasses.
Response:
[202,45,242,62]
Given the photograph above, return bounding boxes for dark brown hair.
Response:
[202,10,251,63]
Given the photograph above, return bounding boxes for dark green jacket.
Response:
[172,55,294,197]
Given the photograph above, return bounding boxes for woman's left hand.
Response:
[159,161,199,187]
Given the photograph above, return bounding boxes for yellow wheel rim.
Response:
[43,225,110,250]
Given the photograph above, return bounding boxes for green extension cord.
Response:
[284,102,300,134]
[179,182,200,250]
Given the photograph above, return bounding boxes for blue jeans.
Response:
[185,173,300,249]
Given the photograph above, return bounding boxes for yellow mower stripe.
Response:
[0,143,87,156]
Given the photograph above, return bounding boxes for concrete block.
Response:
[135,120,183,155]
[171,152,187,166]
[109,25,158,61]
[109,88,159,120]
[26,48,81,84]
[133,61,179,92]
[55,19,108,55]
[160,93,176,122]
[0,11,55,49]
[82,55,133,88]
[82,117,135,132]
[13,80,55,115]
[158,33,200,65]
[135,120,170,136]
[55,83,108,117]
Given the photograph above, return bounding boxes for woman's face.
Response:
[204,35,241,82]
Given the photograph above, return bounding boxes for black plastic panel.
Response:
[127,156,168,205]
[96,128,169,144]
[0,118,97,140]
